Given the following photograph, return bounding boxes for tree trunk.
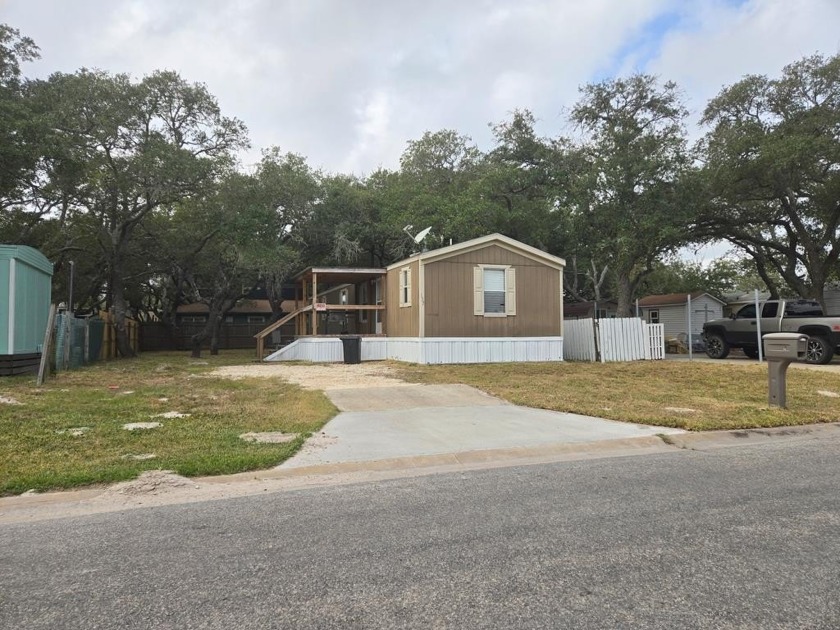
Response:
[210,314,222,355]
[110,259,136,358]
[615,272,634,317]
[190,328,207,358]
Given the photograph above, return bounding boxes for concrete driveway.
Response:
[282,383,684,468]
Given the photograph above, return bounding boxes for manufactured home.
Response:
[258,234,566,364]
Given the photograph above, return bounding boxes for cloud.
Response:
[2,0,837,174]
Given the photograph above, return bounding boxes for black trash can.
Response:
[340,335,362,364]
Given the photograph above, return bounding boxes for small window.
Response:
[474,265,516,317]
[399,267,412,307]
[339,288,349,305]
[484,268,506,314]
[761,302,778,318]
[225,316,234,323]
[736,304,756,319]
[649,310,660,324]
[182,316,207,323]
[247,316,265,324]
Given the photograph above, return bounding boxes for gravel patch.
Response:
[123,422,162,431]
[209,362,411,390]
[121,453,157,461]
[151,411,191,418]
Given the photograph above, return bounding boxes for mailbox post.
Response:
[762,333,809,408]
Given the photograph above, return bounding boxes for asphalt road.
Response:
[2,436,840,629]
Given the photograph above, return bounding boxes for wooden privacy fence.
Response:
[99,311,139,359]
[563,317,664,362]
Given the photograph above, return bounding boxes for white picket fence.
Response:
[563,317,664,362]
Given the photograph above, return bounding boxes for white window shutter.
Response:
[474,267,484,315]
[505,267,516,315]
[405,268,411,306]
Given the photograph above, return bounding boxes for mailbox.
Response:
[763,332,809,408]
[763,333,808,361]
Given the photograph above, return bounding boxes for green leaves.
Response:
[699,53,840,308]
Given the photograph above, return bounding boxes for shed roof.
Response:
[637,292,726,307]
[0,245,53,276]
[386,233,565,270]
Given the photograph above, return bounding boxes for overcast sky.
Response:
[2,0,839,177]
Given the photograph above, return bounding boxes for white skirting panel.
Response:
[265,337,563,364]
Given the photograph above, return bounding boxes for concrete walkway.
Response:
[281,384,684,468]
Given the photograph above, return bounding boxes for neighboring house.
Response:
[563,300,618,320]
[824,284,840,315]
[175,299,274,326]
[637,292,726,338]
[261,233,566,363]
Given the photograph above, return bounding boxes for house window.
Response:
[649,310,660,324]
[182,316,206,323]
[399,267,412,307]
[474,265,516,317]
[247,316,265,324]
[339,288,348,305]
[484,268,506,314]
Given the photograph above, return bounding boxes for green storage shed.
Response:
[0,245,53,376]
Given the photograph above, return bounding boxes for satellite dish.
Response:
[414,226,432,244]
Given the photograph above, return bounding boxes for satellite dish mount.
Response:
[403,225,433,252]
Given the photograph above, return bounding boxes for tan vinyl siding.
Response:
[385,260,420,336]
[423,245,562,337]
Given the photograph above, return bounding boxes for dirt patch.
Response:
[0,395,22,405]
[122,422,162,431]
[240,431,297,444]
[278,431,338,467]
[99,470,198,499]
[210,362,411,390]
[152,411,191,418]
[55,427,90,437]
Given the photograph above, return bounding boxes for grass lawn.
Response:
[0,351,336,496]
[4,353,839,497]
[392,360,840,431]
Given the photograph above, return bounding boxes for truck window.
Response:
[736,304,756,318]
[784,301,823,317]
[762,303,778,318]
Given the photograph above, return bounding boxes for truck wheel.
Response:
[743,346,759,359]
[805,337,834,365]
[705,333,730,359]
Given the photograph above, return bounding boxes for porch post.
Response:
[311,272,318,336]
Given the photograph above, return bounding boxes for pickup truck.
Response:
[702,299,840,364]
